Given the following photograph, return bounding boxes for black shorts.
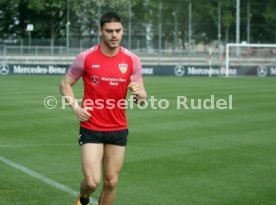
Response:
[78,127,128,146]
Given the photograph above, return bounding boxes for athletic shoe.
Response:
[76,196,82,205]
[76,195,91,205]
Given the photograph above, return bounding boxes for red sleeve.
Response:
[67,53,86,80]
[67,53,85,80]
[130,53,143,83]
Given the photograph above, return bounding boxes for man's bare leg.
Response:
[99,144,125,205]
[80,143,104,199]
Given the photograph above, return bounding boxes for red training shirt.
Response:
[68,44,143,131]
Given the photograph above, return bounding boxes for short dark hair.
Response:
[100,12,123,28]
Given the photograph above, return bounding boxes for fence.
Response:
[0,39,224,66]
[1,43,276,77]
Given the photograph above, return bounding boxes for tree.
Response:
[26,0,66,45]
[70,0,99,41]
[0,0,276,47]
[0,0,20,39]
[70,0,130,46]
[263,0,276,43]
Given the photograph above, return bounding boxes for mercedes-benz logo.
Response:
[0,63,10,75]
[91,75,100,85]
[174,64,185,76]
[257,65,267,77]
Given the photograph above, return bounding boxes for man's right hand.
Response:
[74,107,93,122]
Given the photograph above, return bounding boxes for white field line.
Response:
[0,156,98,205]
[0,143,75,148]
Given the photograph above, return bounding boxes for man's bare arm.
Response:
[60,74,92,122]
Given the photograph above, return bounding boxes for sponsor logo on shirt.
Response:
[91,75,100,85]
[91,64,100,68]
[101,77,127,86]
[118,63,128,74]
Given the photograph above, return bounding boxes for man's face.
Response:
[100,22,123,49]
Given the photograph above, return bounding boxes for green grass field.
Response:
[0,76,276,205]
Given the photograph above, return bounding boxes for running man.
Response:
[60,12,147,205]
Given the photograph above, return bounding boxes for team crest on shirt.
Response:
[118,63,128,74]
